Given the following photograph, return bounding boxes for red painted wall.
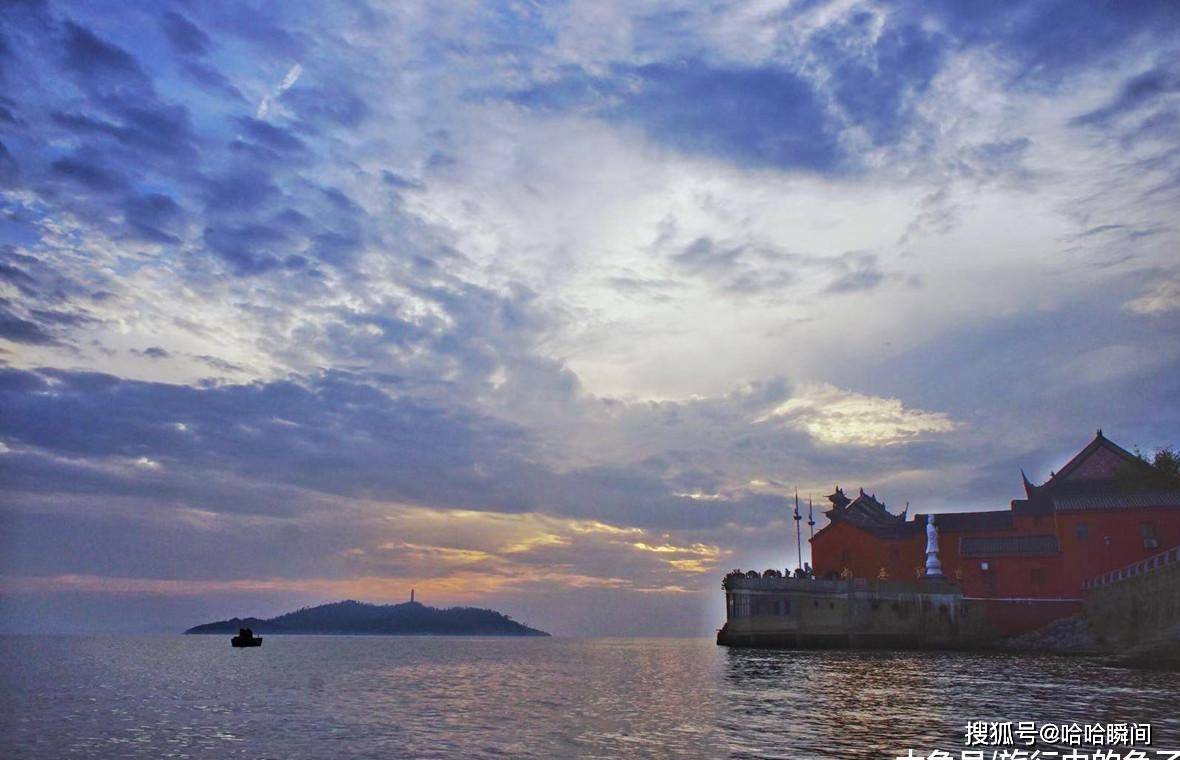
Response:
[811,504,1180,635]
[810,521,922,581]
[1051,506,1180,592]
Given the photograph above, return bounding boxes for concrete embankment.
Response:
[1083,550,1180,669]
[717,575,994,649]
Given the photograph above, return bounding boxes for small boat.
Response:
[231,627,263,647]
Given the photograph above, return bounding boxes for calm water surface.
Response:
[2,636,1178,759]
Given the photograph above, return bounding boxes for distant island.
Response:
[185,598,549,637]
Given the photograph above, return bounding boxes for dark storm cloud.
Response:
[104,102,196,158]
[311,230,362,266]
[888,0,1180,85]
[0,368,523,508]
[1071,64,1180,129]
[61,20,150,95]
[0,260,37,296]
[0,141,17,185]
[201,223,288,274]
[0,500,367,585]
[334,308,423,350]
[508,61,842,172]
[159,11,210,57]
[962,138,1033,178]
[381,172,423,191]
[618,62,841,171]
[234,116,307,155]
[0,299,93,345]
[284,83,369,130]
[672,237,742,273]
[0,4,376,294]
[123,192,184,244]
[0,367,792,531]
[159,10,243,99]
[604,275,680,301]
[181,59,243,99]
[210,3,306,58]
[812,14,948,146]
[50,155,128,192]
[201,169,280,213]
[500,0,1171,175]
[194,354,246,373]
[825,252,886,294]
[667,237,800,296]
[493,0,1180,174]
[0,308,57,345]
[0,18,211,258]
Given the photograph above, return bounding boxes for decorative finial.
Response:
[1096,428,1103,438]
[1020,468,1036,496]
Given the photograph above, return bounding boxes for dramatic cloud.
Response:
[759,384,960,447]
[1,0,1179,635]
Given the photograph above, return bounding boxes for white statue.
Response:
[925,514,943,577]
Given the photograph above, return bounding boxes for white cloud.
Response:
[758,383,960,447]
[256,62,303,119]
[1124,279,1180,316]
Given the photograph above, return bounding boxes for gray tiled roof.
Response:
[924,510,1014,531]
[959,534,1060,557]
[1053,491,1180,512]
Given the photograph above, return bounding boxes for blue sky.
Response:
[1,0,1178,635]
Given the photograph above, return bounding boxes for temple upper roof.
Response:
[813,432,1180,542]
[826,487,851,509]
[824,486,911,534]
[1024,430,1152,494]
[1018,431,1180,513]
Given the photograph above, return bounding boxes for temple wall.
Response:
[812,507,1180,604]
[809,521,922,581]
[1057,508,1180,590]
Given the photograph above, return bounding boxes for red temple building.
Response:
[810,431,1180,634]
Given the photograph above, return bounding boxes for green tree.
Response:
[1151,446,1180,479]
[1126,444,1180,489]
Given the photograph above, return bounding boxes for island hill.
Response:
[185,597,549,637]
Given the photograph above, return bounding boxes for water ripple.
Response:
[1,636,1176,759]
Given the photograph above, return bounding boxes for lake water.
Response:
[2,636,1178,759]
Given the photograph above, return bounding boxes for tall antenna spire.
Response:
[807,496,815,540]
[793,489,802,573]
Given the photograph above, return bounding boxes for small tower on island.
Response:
[410,588,415,604]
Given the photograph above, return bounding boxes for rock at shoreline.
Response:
[999,615,1101,654]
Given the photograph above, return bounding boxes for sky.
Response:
[1,0,1178,636]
